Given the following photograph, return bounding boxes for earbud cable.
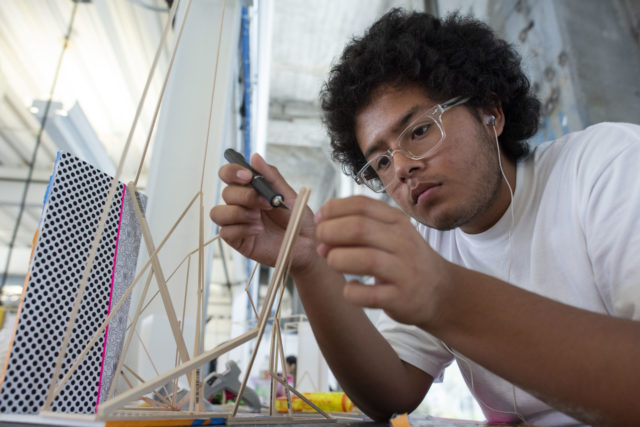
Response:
[443,122,526,424]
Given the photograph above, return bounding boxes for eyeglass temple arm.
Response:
[441,96,470,110]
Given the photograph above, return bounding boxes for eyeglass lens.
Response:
[360,114,444,191]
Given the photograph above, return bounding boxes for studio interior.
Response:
[0,1,638,426]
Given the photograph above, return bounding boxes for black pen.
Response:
[224,148,287,209]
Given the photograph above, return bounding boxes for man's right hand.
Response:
[209,152,318,274]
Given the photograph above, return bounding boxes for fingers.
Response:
[316,214,403,257]
[209,203,261,227]
[342,279,400,309]
[315,195,403,224]
[219,153,297,210]
[313,195,428,304]
[221,183,273,211]
[218,223,263,248]
[218,162,252,185]
[325,247,398,283]
[315,197,411,254]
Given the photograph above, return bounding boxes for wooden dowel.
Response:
[132,234,219,324]
[42,2,188,405]
[42,177,126,411]
[275,314,293,416]
[244,262,260,319]
[134,0,193,185]
[175,256,192,407]
[189,203,206,411]
[122,365,173,408]
[199,0,227,192]
[268,370,333,420]
[231,188,311,417]
[44,184,200,405]
[97,328,259,417]
[109,267,155,398]
[128,183,191,367]
[269,314,278,416]
[135,329,163,378]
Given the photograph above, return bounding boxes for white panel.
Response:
[296,321,328,393]
[130,0,241,376]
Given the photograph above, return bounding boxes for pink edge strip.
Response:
[95,185,127,413]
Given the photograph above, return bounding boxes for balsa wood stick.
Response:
[199,0,227,193]
[230,188,310,418]
[97,328,259,417]
[175,256,192,407]
[268,370,333,420]
[271,255,295,416]
[46,189,202,404]
[106,191,204,398]
[109,266,155,398]
[187,0,227,407]
[41,0,184,411]
[121,372,170,410]
[122,365,173,409]
[269,272,290,416]
[136,234,219,318]
[190,204,206,411]
[188,0,228,406]
[128,182,191,367]
[135,329,165,380]
[275,311,293,416]
[269,311,278,416]
[245,262,261,319]
[134,0,194,185]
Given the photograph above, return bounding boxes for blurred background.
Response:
[0,0,638,420]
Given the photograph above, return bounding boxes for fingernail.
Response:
[237,169,252,181]
[316,243,328,258]
[247,210,260,219]
[314,212,322,223]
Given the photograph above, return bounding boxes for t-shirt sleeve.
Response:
[580,123,640,320]
[376,311,454,382]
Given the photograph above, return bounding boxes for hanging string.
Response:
[0,1,81,296]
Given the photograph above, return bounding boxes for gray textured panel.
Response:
[97,187,146,405]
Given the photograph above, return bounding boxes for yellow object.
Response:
[0,306,5,329]
[276,392,354,413]
[391,413,411,427]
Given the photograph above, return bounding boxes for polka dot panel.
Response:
[0,153,125,414]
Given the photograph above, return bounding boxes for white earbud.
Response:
[485,115,496,126]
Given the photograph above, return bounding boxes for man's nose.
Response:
[392,150,423,182]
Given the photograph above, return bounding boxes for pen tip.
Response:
[273,195,288,209]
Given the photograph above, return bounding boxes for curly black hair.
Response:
[320,9,541,179]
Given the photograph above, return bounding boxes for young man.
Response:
[210,10,640,426]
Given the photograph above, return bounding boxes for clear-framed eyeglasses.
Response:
[355,96,469,193]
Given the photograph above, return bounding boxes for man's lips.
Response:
[411,182,441,204]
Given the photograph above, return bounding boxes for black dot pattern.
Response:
[0,152,125,414]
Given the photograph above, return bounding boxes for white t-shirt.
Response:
[376,122,640,426]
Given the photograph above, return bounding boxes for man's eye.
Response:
[412,123,432,139]
[374,155,392,171]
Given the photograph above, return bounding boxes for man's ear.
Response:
[483,102,505,136]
